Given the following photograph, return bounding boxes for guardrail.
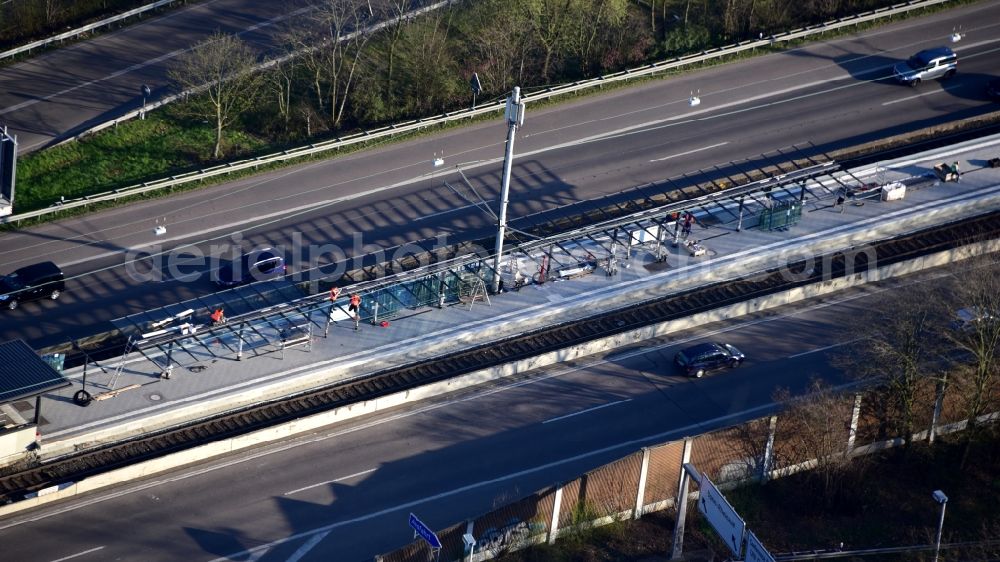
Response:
[0,0,183,61]
[1,0,953,225]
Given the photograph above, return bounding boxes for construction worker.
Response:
[329,287,341,301]
[349,293,361,331]
[210,308,225,326]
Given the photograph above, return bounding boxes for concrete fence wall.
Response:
[380,396,1000,562]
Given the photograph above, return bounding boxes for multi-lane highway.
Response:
[1,4,999,350]
[0,268,955,561]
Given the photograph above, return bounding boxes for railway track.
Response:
[1,209,996,505]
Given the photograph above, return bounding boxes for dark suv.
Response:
[215,248,287,287]
[893,47,957,86]
[0,261,66,310]
[674,342,745,378]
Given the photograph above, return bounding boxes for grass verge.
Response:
[10,1,987,227]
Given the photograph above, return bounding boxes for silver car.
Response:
[893,47,957,86]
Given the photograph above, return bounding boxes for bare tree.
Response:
[375,0,413,106]
[727,416,772,482]
[943,256,1000,466]
[168,31,263,158]
[282,21,328,117]
[838,285,949,451]
[524,0,581,80]
[263,57,295,133]
[43,0,63,27]
[311,0,373,128]
[565,0,628,76]
[394,12,461,115]
[772,381,863,508]
[467,0,532,95]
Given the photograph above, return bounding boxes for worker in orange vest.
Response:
[329,287,341,301]
[210,308,225,326]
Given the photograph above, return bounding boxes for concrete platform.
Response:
[16,135,1000,460]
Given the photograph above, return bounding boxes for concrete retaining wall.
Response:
[3,237,996,518]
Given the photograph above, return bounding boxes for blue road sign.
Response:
[409,512,443,549]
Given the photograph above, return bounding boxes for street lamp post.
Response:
[932,489,948,562]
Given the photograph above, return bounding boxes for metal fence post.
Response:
[670,438,694,560]
[548,484,564,545]
[761,416,777,481]
[634,447,651,519]
[929,378,946,444]
[847,393,863,453]
[464,519,475,562]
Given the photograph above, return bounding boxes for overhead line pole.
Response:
[493,86,524,293]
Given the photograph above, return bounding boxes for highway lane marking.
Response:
[283,468,378,496]
[48,546,104,562]
[11,32,1000,260]
[47,181,1000,434]
[881,83,966,106]
[649,142,729,162]
[22,136,1000,299]
[286,530,330,562]
[527,31,1000,141]
[203,376,869,562]
[0,72,847,263]
[1,5,313,117]
[787,338,864,359]
[47,257,947,447]
[542,399,632,424]
[244,548,270,562]
[7,47,999,273]
[16,290,872,526]
[3,279,915,535]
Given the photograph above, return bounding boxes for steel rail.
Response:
[0,208,995,504]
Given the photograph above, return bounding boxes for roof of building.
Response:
[0,340,71,405]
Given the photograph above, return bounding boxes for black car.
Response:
[215,248,287,287]
[674,342,745,378]
[0,261,66,310]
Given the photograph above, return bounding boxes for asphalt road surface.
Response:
[0,0,312,152]
[0,271,956,562]
[2,3,1000,348]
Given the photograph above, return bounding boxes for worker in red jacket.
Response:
[210,308,226,326]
